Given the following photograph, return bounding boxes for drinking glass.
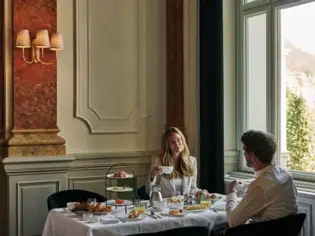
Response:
[87,198,97,203]
[134,198,146,214]
[200,194,212,208]
[172,191,181,197]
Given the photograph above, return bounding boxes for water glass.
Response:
[172,191,181,197]
[134,198,146,214]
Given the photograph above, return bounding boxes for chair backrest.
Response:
[225,212,306,236]
[47,189,106,211]
[129,226,209,236]
[137,185,150,200]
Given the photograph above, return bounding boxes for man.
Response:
[211,130,298,235]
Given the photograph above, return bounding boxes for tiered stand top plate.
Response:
[106,174,134,179]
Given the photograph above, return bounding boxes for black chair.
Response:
[129,226,210,236]
[47,189,106,211]
[225,212,306,236]
[137,185,150,200]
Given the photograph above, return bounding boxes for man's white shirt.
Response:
[226,165,298,227]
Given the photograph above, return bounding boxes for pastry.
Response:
[167,198,182,203]
[169,209,183,216]
[113,171,128,178]
[115,199,125,204]
[128,209,140,219]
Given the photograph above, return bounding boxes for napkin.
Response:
[99,214,120,224]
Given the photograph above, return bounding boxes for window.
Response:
[237,0,315,174]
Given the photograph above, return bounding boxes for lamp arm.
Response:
[22,48,35,64]
[38,49,56,65]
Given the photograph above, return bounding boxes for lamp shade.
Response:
[50,33,64,51]
[34,30,50,48]
[16,30,31,48]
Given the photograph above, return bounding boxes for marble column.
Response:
[165,0,185,133]
[6,0,65,157]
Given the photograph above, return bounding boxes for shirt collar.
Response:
[254,164,273,177]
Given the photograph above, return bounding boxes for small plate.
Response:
[119,214,146,222]
[106,199,133,206]
[161,210,186,217]
[93,211,111,215]
[106,187,133,192]
[107,173,134,179]
[183,209,207,213]
[183,205,208,213]
[72,210,87,216]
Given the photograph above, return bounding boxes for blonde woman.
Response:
[147,127,198,198]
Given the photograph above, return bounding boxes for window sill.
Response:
[225,171,315,196]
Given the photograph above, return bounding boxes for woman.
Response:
[147,127,198,198]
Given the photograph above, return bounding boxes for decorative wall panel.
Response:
[17,180,60,236]
[75,0,149,133]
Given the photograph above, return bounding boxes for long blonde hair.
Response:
[160,127,194,179]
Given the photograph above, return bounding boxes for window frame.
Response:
[236,0,315,178]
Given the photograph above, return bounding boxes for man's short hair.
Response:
[241,130,277,164]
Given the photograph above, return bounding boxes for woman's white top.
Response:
[147,155,199,198]
[174,178,184,194]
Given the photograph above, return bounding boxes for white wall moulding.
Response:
[3,152,153,236]
[298,201,313,236]
[224,150,239,173]
[3,156,75,175]
[75,0,151,134]
[71,150,154,169]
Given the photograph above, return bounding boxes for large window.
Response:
[237,0,315,174]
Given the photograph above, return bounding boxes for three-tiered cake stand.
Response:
[104,163,137,213]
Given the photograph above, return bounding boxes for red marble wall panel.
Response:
[13,0,57,129]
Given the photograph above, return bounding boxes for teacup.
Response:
[161,166,173,174]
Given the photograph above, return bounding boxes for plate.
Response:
[72,210,87,216]
[105,199,133,206]
[107,173,134,179]
[119,214,146,222]
[106,187,133,192]
[161,210,186,217]
[183,207,208,213]
[93,211,111,215]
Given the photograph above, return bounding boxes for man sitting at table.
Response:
[212,130,298,235]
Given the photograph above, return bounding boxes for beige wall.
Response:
[57,0,166,154]
[56,0,237,167]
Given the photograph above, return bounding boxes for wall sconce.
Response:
[16,29,64,65]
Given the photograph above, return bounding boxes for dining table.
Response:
[42,196,228,236]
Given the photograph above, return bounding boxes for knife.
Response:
[145,213,157,219]
[150,210,162,219]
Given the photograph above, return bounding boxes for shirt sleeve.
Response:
[226,182,265,227]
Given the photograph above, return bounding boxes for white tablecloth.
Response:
[42,206,227,236]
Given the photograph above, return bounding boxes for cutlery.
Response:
[145,213,157,219]
[150,210,162,219]
[210,208,218,212]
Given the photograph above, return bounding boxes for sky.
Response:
[282,2,315,55]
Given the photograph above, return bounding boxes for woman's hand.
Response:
[150,166,163,181]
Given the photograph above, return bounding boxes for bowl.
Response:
[67,202,79,210]
[161,166,174,174]
[153,201,167,210]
